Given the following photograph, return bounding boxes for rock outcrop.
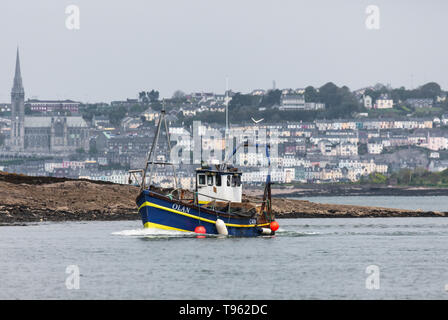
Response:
[0,171,446,224]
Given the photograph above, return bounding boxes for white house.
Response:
[363,95,373,109]
[375,94,394,109]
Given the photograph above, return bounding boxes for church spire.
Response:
[12,47,24,94]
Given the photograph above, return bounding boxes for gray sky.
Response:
[0,0,447,103]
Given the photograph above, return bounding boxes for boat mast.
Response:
[224,77,230,165]
[225,77,229,133]
[140,100,178,191]
[141,105,163,191]
[259,141,273,221]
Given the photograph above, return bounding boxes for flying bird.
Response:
[251,117,264,124]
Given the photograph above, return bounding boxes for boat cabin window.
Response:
[198,174,206,186]
[216,175,222,186]
[227,175,231,187]
[207,175,213,186]
[232,175,241,187]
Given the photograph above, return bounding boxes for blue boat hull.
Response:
[136,190,272,237]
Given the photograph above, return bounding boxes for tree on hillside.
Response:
[139,91,148,103]
[147,90,159,102]
[228,93,260,111]
[109,106,127,126]
[319,82,341,107]
[139,90,160,105]
[319,82,361,118]
[172,90,186,102]
[418,82,442,100]
[259,89,282,107]
[304,86,319,102]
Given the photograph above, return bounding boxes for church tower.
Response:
[9,48,25,151]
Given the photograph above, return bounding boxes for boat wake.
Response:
[275,228,320,237]
[111,226,319,239]
[112,227,195,238]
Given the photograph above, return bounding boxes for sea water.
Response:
[0,198,448,299]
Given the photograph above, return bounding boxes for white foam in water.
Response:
[113,226,317,238]
[112,227,193,237]
[275,227,319,236]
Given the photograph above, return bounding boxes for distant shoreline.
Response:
[0,172,447,225]
[245,184,448,198]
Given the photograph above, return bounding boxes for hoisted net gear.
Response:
[225,203,257,218]
[180,189,185,200]
[167,188,183,200]
[230,208,257,218]
[262,199,273,223]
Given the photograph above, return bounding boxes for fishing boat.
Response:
[128,107,279,237]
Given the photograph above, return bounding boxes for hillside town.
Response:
[2,50,448,189]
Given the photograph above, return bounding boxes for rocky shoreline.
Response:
[243,195,447,219]
[0,204,138,226]
[0,171,446,225]
[245,184,448,197]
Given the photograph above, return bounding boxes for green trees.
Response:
[379,168,448,186]
[172,90,186,102]
[129,104,146,114]
[319,83,361,118]
[361,172,388,184]
[419,82,442,100]
[216,83,364,124]
[80,103,127,126]
[228,93,261,111]
[80,89,161,126]
[366,82,443,104]
[139,90,159,104]
[358,168,448,187]
[259,89,282,107]
[108,106,127,126]
[304,86,319,102]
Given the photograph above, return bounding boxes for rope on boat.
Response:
[196,192,202,226]
[263,199,272,223]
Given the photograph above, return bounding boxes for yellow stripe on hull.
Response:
[143,222,190,233]
[139,201,270,228]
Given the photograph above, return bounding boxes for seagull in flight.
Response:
[251,117,264,124]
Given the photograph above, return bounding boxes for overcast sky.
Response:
[0,0,447,103]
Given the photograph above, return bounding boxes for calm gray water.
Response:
[299,196,448,212]
[1,215,448,299]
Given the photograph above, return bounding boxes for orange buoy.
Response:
[270,221,279,232]
[195,225,206,234]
